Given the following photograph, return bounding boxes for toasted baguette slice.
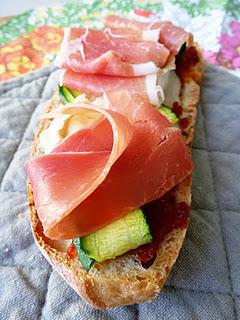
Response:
[27,44,204,308]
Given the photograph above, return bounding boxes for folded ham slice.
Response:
[26,106,133,239]
[63,70,164,106]
[63,70,146,96]
[104,15,193,54]
[26,93,192,240]
[55,28,169,77]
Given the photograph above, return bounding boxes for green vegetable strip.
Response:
[69,89,81,98]
[72,238,95,272]
[58,85,75,103]
[158,105,179,124]
[81,209,152,263]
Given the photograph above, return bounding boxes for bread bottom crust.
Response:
[27,45,204,308]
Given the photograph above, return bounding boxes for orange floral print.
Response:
[28,25,63,54]
[0,25,63,82]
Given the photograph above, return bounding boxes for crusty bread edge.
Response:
[26,44,204,308]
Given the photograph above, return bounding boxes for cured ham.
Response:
[63,70,164,106]
[104,27,161,42]
[26,106,133,238]
[63,70,146,96]
[158,22,193,55]
[55,28,169,77]
[26,94,192,240]
[104,15,193,54]
[104,15,149,31]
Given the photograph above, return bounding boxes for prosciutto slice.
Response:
[26,106,133,238]
[55,28,169,77]
[104,15,160,32]
[26,94,192,240]
[63,70,164,106]
[104,15,193,54]
[104,27,161,43]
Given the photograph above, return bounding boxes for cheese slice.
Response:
[39,95,104,154]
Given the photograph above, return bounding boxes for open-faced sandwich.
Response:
[25,9,204,308]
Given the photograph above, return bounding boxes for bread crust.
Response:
[27,44,204,308]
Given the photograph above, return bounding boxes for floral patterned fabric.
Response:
[0,26,63,81]
[0,0,239,82]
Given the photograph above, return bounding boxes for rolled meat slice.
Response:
[26,105,133,239]
[26,94,192,240]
